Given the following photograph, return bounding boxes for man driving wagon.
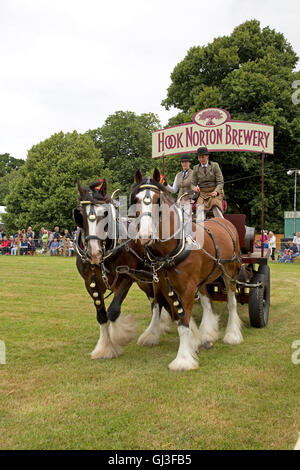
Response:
[165,147,225,219]
[191,147,224,218]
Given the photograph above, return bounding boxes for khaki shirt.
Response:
[191,161,224,194]
[177,168,193,201]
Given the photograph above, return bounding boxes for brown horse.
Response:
[131,168,243,371]
[73,180,171,360]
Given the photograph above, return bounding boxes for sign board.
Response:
[284,211,300,219]
[284,213,300,238]
[152,108,274,158]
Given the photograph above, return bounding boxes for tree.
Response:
[0,153,25,204]
[162,19,300,232]
[2,131,114,234]
[87,111,161,194]
[0,172,18,206]
[0,153,25,177]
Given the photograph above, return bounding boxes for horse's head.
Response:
[130,168,171,246]
[73,179,116,265]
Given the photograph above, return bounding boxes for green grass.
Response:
[0,257,299,450]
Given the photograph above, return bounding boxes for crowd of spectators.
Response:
[255,230,299,263]
[0,226,76,257]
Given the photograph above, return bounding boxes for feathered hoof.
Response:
[160,323,171,335]
[137,330,160,347]
[109,314,137,347]
[196,341,214,353]
[90,341,123,359]
[168,355,199,372]
[223,330,244,345]
[159,308,172,335]
[198,323,219,345]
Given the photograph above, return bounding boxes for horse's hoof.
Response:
[196,341,214,353]
[168,356,199,372]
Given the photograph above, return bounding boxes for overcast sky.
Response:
[1,0,300,160]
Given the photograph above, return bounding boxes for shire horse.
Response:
[73,179,171,360]
[131,168,244,372]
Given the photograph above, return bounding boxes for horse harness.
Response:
[75,185,260,309]
[74,199,154,293]
[134,180,242,283]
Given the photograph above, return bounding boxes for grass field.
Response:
[0,256,299,450]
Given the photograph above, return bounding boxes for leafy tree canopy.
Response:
[0,153,25,177]
[87,111,161,194]
[0,153,25,204]
[3,131,114,234]
[162,19,300,232]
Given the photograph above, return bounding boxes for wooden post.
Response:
[261,152,265,258]
[63,236,66,256]
[17,234,20,256]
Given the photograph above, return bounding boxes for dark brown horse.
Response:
[73,180,171,360]
[131,169,243,371]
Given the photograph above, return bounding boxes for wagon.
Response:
[153,107,274,329]
[204,213,270,328]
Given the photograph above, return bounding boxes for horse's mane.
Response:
[130,177,174,205]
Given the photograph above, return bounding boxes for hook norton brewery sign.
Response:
[152,108,274,157]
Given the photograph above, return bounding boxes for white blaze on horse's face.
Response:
[86,204,108,264]
[136,189,156,245]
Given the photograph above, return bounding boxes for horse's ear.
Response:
[153,168,161,183]
[135,169,143,183]
[77,180,85,196]
[100,179,107,196]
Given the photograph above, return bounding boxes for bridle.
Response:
[132,179,185,243]
[75,199,118,264]
[135,182,163,220]
[74,192,155,291]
